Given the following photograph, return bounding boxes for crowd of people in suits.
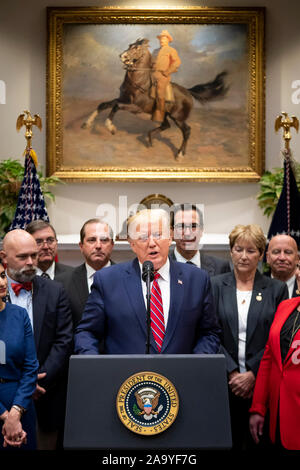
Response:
[0,204,300,452]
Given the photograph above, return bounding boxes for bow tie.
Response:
[11,282,32,296]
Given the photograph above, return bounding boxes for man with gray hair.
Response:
[75,209,220,355]
[25,220,73,280]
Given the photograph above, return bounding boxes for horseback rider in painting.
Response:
[82,35,228,160]
[151,30,181,123]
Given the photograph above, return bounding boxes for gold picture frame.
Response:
[47,6,265,182]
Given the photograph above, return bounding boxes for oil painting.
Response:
[47,7,265,181]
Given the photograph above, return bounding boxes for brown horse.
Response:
[82,38,228,159]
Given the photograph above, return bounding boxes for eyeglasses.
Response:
[174,223,201,231]
[137,232,164,242]
[35,237,57,247]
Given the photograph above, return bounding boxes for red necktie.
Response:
[11,282,32,296]
[150,272,165,352]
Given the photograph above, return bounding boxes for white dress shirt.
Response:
[86,261,111,293]
[236,289,252,373]
[174,247,201,268]
[6,274,34,329]
[139,259,170,327]
[286,274,296,299]
[271,273,295,299]
[36,262,55,280]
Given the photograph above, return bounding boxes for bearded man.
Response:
[0,229,73,450]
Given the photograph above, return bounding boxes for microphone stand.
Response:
[142,261,154,354]
[145,273,151,355]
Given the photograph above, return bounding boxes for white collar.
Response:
[138,258,170,282]
[286,274,296,298]
[36,262,55,279]
[174,247,200,268]
[85,262,96,279]
[85,260,111,278]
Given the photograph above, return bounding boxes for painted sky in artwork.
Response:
[63,23,248,109]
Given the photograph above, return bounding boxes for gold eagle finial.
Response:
[275,111,299,151]
[16,110,42,166]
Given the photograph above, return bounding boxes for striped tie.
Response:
[150,272,165,352]
[41,272,50,279]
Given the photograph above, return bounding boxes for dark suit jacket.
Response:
[211,270,288,376]
[56,261,115,329]
[54,262,73,280]
[170,249,231,277]
[32,276,73,431]
[74,258,220,355]
[292,279,300,298]
[263,268,300,298]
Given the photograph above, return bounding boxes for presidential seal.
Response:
[116,371,179,436]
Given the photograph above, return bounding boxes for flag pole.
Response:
[274,111,299,236]
[10,110,49,230]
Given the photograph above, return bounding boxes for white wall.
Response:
[1,0,300,239]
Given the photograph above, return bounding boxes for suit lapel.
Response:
[161,260,184,352]
[73,264,89,311]
[246,271,268,345]
[281,298,300,366]
[292,279,300,298]
[200,252,214,276]
[124,259,155,347]
[54,263,61,276]
[272,298,300,368]
[32,277,47,350]
[221,273,239,349]
[285,327,300,366]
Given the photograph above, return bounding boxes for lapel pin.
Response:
[178,279,183,285]
[256,292,262,301]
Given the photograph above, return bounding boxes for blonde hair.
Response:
[229,224,266,255]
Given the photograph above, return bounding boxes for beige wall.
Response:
[1,0,300,240]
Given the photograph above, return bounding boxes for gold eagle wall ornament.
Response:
[16,110,42,166]
[275,111,299,151]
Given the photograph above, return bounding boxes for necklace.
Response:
[289,306,300,347]
[237,290,252,305]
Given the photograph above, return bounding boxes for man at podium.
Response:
[74,208,220,355]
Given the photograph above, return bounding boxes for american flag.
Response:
[10,152,49,230]
[267,150,300,248]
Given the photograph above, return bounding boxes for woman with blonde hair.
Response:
[211,224,288,450]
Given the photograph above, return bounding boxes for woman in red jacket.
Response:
[249,295,300,450]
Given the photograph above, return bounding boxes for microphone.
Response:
[142,260,154,282]
[142,261,154,354]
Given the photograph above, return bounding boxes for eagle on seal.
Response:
[134,390,160,416]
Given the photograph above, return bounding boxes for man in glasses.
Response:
[75,208,220,355]
[170,204,231,277]
[26,220,73,280]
